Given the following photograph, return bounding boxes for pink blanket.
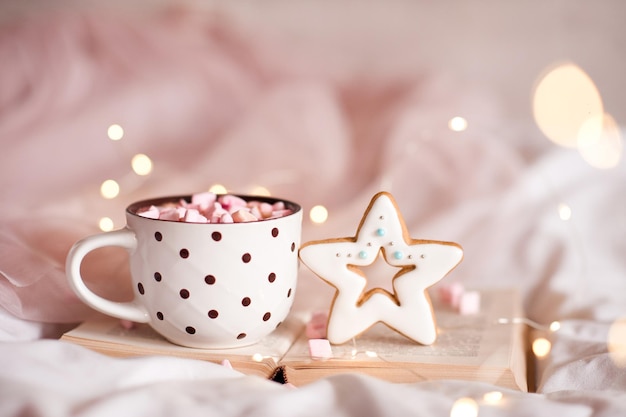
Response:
[1,2,625,415]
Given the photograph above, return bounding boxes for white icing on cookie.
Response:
[299,191,463,345]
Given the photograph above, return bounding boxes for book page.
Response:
[62,313,305,363]
[282,289,524,368]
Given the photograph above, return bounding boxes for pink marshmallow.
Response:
[232,209,258,223]
[259,202,274,218]
[306,312,328,339]
[219,194,247,211]
[458,291,481,315]
[220,359,233,369]
[250,206,262,220]
[192,192,217,209]
[439,282,464,308]
[137,205,160,219]
[270,209,293,219]
[308,339,333,360]
[135,193,293,224]
[220,212,234,223]
[159,208,182,221]
[119,319,135,330]
[183,208,208,223]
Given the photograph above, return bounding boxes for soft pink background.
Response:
[1,1,625,415]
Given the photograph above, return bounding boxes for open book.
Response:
[61,288,528,391]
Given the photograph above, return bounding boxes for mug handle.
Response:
[66,228,149,323]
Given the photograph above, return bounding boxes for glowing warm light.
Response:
[448,116,468,132]
[578,113,623,169]
[532,337,552,358]
[482,391,503,404]
[558,203,572,221]
[252,353,264,362]
[450,397,478,417]
[608,317,626,367]
[533,63,604,148]
[98,217,114,232]
[107,124,124,141]
[100,179,120,199]
[209,184,228,194]
[550,321,561,332]
[310,205,329,224]
[131,153,153,176]
[250,185,271,196]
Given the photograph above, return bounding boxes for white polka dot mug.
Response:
[66,194,302,349]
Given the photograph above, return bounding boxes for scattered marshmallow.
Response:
[438,282,465,308]
[119,319,135,330]
[136,192,293,224]
[220,359,233,369]
[308,339,334,360]
[306,312,328,339]
[458,291,481,315]
[438,283,481,315]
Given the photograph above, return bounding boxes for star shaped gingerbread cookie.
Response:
[299,192,463,345]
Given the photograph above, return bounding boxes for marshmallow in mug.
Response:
[136,192,293,224]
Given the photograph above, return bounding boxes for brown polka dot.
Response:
[156,312,164,320]
[186,326,196,334]
[154,232,162,241]
[208,310,219,319]
[263,312,271,321]
[154,272,162,282]
[205,275,216,285]
[287,288,292,298]
[180,289,190,299]
[268,272,276,283]
[211,231,222,241]
[291,242,296,252]
[237,333,246,340]
[242,297,251,307]
[271,228,279,237]
[180,248,189,258]
[242,253,251,263]
[137,283,145,295]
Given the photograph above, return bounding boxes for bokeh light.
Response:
[98,217,114,232]
[250,185,271,196]
[252,353,264,362]
[533,63,604,148]
[608,317,626,367]
[549,321,561,332]
[100,179,120,199]
[107,124,124,141]
[482,391,503,404]
[448,116,468,132]
[131,153,153,176]
[450,397,478,417]
[209,184,228,194]
[532,337,552,358]
[578,113,623,169]
[558,203,572,221]
[310,205,329,224]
